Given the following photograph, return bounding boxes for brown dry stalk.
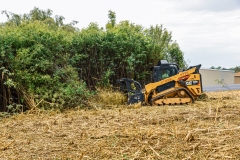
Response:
[149,145,160,157]
[0,140,15,151]
[0,90,239,159]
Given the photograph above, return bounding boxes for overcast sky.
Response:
[1,0,240,68]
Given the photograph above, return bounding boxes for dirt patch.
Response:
[0,90,240,159]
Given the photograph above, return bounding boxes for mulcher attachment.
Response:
[117,78,144,105]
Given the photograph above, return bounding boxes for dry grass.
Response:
[89,88,127,108]
[0,90,240,159]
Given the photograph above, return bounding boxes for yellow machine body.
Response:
[118,60,203,105]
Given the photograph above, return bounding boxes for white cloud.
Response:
[164,0,240,12]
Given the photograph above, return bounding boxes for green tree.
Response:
[1,7,78,31]
[229,66,240,72]
[0,8,89,112]
[107,10,116,28]
[145,25,172,66]
[166,42,185,68]
[0,8,186,112]
[235,66,240,72]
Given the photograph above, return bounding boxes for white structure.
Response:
[199,69,235,87]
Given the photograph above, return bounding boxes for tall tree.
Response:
[106,10,116,28]
[166,42,185,68]
[145,25,172,66]
[0,8,186,111]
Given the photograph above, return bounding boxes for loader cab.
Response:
[152,60,179,82]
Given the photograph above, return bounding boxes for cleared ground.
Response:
[0,90,240,159]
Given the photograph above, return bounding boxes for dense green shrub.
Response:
[0,8,185,111]
[0,20,91,111]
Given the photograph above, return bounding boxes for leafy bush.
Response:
[0,8,186,112]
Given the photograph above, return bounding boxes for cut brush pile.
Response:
[0,90,239,159]
[89,88,127,108]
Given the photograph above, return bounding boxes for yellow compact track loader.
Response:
[118,60,203,105]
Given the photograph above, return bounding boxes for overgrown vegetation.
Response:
[0,8,186,112]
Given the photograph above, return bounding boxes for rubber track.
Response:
[150,87,195,105]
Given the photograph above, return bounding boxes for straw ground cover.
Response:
[0,90,239,159]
